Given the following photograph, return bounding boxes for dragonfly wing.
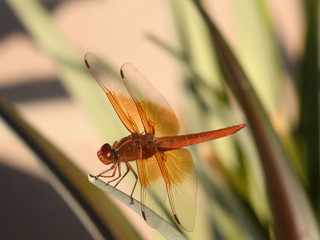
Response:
[155,149,197,231]
[85,52,143,133]
[136,155,167,228]
[120,63,180,137]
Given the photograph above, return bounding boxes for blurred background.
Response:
[0,0,308,239]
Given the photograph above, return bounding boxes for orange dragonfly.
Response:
[84,52,246,231]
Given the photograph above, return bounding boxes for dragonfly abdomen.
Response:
[157,124,246,150]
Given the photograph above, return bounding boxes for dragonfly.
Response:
[84,52,246,231]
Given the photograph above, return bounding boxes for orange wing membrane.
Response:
[136,150,197,231]
[136,155,167,229]
[155,150,197,231]
[84,53,180,136]
[85,53,141,133]
[120,63,180,137]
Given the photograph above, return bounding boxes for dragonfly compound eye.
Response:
[97,143,115,164]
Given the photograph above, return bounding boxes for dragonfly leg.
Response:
[94,164,116,179]
[98,163,120,184]
[107,164,122,185]
[101,163,119,185]
[125,162,138,204]
[114,165,130,187]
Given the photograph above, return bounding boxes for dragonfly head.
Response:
[97,143,116,165]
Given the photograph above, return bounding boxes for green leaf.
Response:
[298,0,320,215]
[190,1,320,239]
[231,0,283,114]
